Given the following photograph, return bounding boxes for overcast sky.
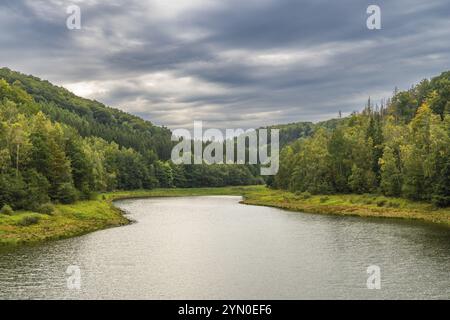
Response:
[1,0,450,130]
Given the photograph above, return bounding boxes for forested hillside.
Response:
[267,118,344,148]
[2,67,449,214]
[271,71,450,207]
[0,69,261,212]
[0,68,173,159]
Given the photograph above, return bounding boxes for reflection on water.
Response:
[0,196,449,299]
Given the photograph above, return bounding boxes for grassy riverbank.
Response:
[1,185,449,246]
[242,187,450,227]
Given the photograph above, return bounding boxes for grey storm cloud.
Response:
[1,0,450,130]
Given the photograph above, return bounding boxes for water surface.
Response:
[0,196,449,299]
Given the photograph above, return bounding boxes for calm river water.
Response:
[0,196,449,299]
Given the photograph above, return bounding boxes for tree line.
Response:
[0,72,261,212]
[269,71,450,207]
[1,67,448,212]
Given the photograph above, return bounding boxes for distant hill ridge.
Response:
[0,67,173,160]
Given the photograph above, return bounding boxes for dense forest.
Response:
[1,67,449,213]
[0,68,261,212]
[269,71,450,207]
[268,118,343,148]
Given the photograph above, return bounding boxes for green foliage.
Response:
[376,200,387,207]
[288,129,334,194]
[268,118,344,148]
[16,215,40,226]
[154,160,174,188]
[0,172,28,210]
[268,122,315,147]
[432,153,450,207]
[0,69,264,211]
[0,68,173,160]
[0,204,14,215]
[295,191,312,200]
[242,187,450,227]
[387,71,450,121]
[24,169,51,209]
[390,91,418,122]
[2,67,449,212]
[428,73,450,118]
[273,72,450,207]
[36,202,55,215]
[55,183,79,204]
[379,146,402,196]
[348,165,367,194]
